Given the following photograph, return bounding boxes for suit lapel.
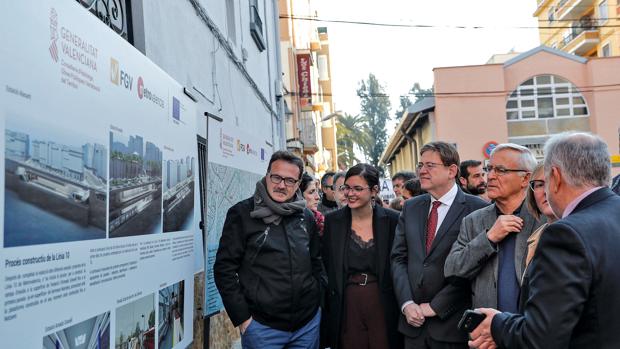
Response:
[418,195,431,256]
[427,189,466,256]
[484,205,500,278]
[373,206,389,284]
[333,208,351,295]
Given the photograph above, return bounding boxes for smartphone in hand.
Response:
[457,310,487,332]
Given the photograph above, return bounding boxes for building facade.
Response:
[533,0,620,57]
[381,46,620,177]
[279,0,338,175]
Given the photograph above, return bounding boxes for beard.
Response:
[467,183,487,195]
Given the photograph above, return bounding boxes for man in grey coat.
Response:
[444,144,542,311]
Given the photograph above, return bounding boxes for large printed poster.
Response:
[204,123,272,315]
[0,2,197,348]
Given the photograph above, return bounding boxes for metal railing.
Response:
[77,0,132,42]
[558,17,597,48]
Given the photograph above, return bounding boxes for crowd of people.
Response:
[213,131,620,349]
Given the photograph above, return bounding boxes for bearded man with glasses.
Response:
[445,144,542,317]
[214,151,325,349]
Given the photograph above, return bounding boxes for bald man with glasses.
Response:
[445,144,543,315]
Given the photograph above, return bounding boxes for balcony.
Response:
[558,18,599,55]
[300,114,318,153]
[557,0,595,20]
[534,0,553,16]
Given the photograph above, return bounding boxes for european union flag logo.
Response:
[172,97,180,121]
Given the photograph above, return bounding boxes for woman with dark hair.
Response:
[300,173,325,235]
[402,178,424,200]
[322,164,402,349]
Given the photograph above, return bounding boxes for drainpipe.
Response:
[272,0,286,150]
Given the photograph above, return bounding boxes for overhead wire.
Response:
[283,82,620,99]
[279,14,620,30]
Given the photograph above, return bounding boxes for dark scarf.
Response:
[321,195,337,208]
[250,177,306,225]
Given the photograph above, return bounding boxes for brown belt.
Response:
[346,273,377,286]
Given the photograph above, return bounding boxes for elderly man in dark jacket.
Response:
[214,151,325,349]
[470,132,620,349]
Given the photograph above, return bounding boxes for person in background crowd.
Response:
[323,164,402,349]
[459,160,489,202]
[517,162,557,310]
[214,151,324,349]
[389,198,403,211]
[332,171,348,208]
[301,173,325,236]
[318,171,338,215]
[391,142,488,348]
[470,132,620,349]
[402,178,424,200]
[445,144,541,316]
[392,171,416,199]
[611,173,620,195]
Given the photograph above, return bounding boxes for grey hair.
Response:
[543,132,611,188]
[490,143,537,175]
[332,171,346,185]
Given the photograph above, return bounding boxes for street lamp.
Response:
[321,110,342,122]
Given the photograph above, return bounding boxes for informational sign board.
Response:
[379,178,396,203]
[204,123,272,316]
[0,2,197,348]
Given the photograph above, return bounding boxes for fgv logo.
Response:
[110,58,133,90]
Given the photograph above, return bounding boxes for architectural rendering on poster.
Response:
[163,157,195,233]
[42,311,110,349]
[4,118,107,247]
[115,294,155,349]
[158,280,185,349]
[108,130,163,238]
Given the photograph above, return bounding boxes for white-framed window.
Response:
[249,0,266,52]
[506,75,589,120]
[598,0,608,25]
[602,43,611,57]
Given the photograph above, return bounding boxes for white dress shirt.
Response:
[428,183,458,238]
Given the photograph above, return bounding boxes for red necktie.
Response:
[426,201,442,253]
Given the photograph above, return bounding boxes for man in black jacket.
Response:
[391,142,488,348]
[214,151,324,348]
[470,132,620,349]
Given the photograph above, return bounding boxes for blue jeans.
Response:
[241,309,321,349]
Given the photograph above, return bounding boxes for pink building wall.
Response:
[432,47,620,176]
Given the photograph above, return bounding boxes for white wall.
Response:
[137,0,283,148]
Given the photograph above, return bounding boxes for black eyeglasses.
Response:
[269,174,299,187]
[483,165,529,176]
[529,179,545,191]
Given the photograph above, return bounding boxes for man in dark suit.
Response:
[391,142,488,348]
[470,132,620,349]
